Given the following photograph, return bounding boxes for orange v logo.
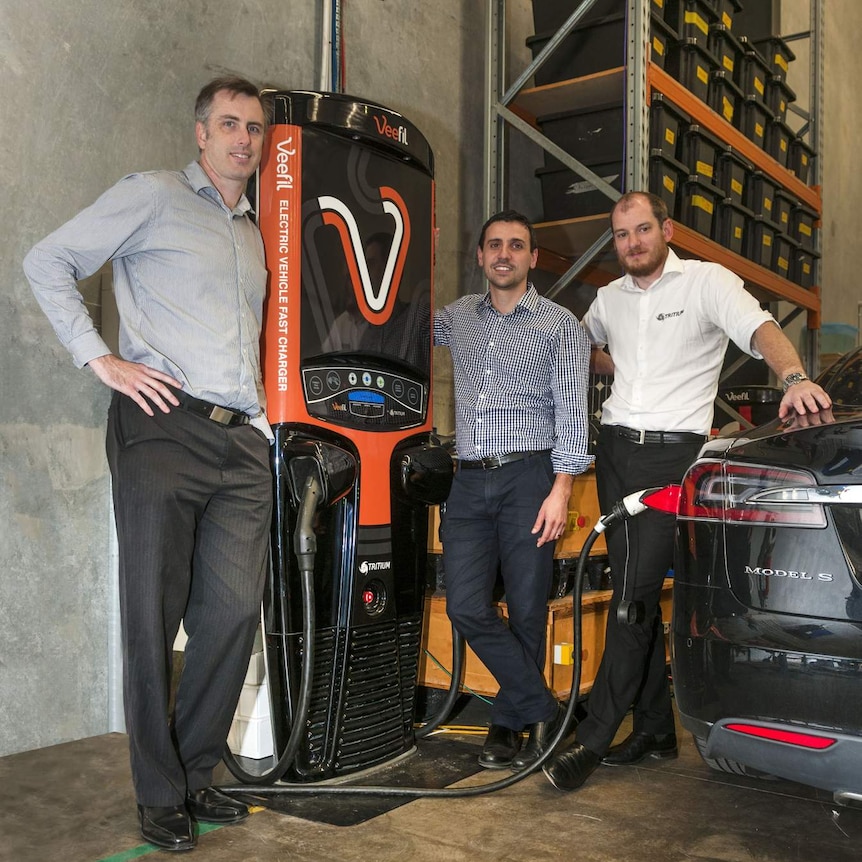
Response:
[318,187,411,326]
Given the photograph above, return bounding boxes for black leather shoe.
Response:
[542,742,600,792]
[511,704,568,770]
[138,804,196,852]
[478,724,522,769]
[601,731,678,766]
[187,787,249,824]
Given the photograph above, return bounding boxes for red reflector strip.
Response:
[726,723,836,750]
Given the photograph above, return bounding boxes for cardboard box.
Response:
[417,581,674,699]
[428,470,606,558]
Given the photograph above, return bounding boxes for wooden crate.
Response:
[417,580,674,699]
[427,468,606,558]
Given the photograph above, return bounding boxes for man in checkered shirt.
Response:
[434,210,592,771]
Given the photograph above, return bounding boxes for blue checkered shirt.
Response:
[434,285,593,475]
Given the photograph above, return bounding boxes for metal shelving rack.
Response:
[484,0,824,376]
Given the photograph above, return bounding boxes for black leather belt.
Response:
[174,390,251,427]
[610,425,706,445]
[459,450,550,470]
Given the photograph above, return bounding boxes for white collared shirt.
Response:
[582,249,775,435]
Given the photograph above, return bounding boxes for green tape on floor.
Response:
[95,822,222,862]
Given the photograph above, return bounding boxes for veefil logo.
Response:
[317,186,411,326]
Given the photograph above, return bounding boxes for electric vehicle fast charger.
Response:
[218,485,678,801]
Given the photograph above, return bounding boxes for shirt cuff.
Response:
[68,332,112,370]
[551,451,595,475]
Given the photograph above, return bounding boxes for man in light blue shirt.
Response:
[24,76,272,851]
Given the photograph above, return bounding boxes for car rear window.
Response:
[823,351,862,406]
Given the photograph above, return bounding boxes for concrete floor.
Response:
[3,707,862,862]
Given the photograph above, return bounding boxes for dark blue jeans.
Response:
[441,453,559,730]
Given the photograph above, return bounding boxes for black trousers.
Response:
[576,427,702,755]
[106,394,272,806]
[441,453,559,730]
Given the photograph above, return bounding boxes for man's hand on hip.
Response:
[88,354,181,416]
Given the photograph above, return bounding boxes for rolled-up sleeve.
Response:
[551,316,594,475]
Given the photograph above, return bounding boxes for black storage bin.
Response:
[736,96,770,148]
[765,118,793,168]
[650,93,690,159]
[753,35,795,81]
[650,10,679,69]
[708,23,742,77]
[772,188,796,233]
[789,137,816,184]
[709,70,744,125]
[538,103,625,168]
[765,75,795,123]
[712,0,743,31]
[791,246,820,289]
[745,169,779,225]
[679,0,718,45]
[649,148,688,216]
[745,214,776,269]
[736,37,770,103]
[713,197,752,255]
[715,146,750,204]
[528,11,678,85]
[789,203,818,250]
[531,0,621,33]
[772,231,797,280]
[680,174,723,236]
[681,123,724,182]
[527,14,624,85]
[666,38,719,102]
[536,161,623,221]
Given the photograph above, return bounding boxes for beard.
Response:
[617,243,667,278]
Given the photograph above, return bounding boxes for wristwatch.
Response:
[782,372,809,392]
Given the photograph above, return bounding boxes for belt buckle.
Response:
[208,405,236,425]
[636,428,646,445]
[484,455,502,470]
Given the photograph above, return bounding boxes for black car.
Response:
[671,346,862,806]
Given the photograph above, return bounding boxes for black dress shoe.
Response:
[601,731,678,766]
[542,742,600,792]
[187,787,249,824]
[511,704,568,770]
[138,804,196,852]
[478,724,522,769]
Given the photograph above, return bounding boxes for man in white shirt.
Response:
[543,191,831,791]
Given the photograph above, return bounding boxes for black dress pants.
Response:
[441,453,559,730]
[106,394,272,806]
[576,427,702,755]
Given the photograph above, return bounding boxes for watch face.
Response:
[783,372,808,391]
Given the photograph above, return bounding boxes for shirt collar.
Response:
[619,247,684,292]
[183,161,253,216]
[478,282,540,316]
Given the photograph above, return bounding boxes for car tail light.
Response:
[678,460,827,527]
[726,722,836,750]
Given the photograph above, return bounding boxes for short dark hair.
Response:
[610,192,669,229]
[478,210,538,251]
[194,76,263,126]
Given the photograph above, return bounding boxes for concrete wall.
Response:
[0,0,502,756]
[805,1,862,340]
